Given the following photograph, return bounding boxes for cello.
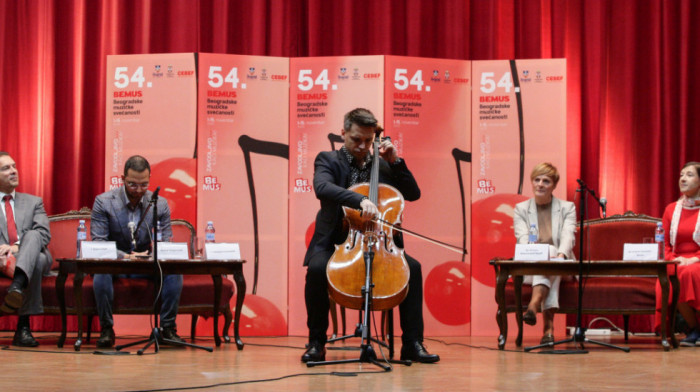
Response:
[326,129,410,311]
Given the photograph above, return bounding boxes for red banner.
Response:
[288,56,385,336]
[105,53,198,223]
[471,59,567,336]
[196,54,289,336]
[384,56,472,335]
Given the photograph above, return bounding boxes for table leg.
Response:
[495,267,509,350]
[670,273,680,349]
[73,271,85,351]
[56,270,67,348]
[232,267,246,350]
[212,274,222,347]
[513,275,524,347]
[658,268,671,351]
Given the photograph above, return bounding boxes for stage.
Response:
[0,334,690,391]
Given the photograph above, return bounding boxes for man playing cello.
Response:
[302,108,439,364]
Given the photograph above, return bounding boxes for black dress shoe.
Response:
[161,328,186,344]
[523,309,537,326]
[0,283,24,314]
[301,341,326,362]
[13,326,39,347]
[400,341,440,363]
[96,327,115,348]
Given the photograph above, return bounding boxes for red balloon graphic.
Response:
[471,194,529,287]
[149,158,197,224]
[196,294,287,337]
[425,261,471,325]
[305,221,315,248]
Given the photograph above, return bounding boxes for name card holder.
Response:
[81,241,118,259]
[157,242,190,260]
[514,244,550,261]
[204,243,241,260]
[623,243,660,261]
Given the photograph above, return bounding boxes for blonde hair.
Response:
[530,162,560,187]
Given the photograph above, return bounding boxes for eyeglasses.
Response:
[126,182,149,189]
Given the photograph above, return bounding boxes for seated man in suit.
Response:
[0,151,52,347]
[90,155,185,348]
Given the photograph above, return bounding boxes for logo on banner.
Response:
[535,71,543,82]
[444,70,451,83]
[206,130,218,172]
[271,74,287,81]
[202,176,221,191]
[352,68,361,80]
[247,67,257,80]
[476,178,495,194]
[338,67,349,80]
[520,70,531,82]
[260,69,268,81]
[109,176,124,190]
[546,75,564,82]
[430,70,441,82]
[167,65,174,78]
[454,77,470,83]
[153,65,163,77]
[294,178,312,193]
[363,73,381,80]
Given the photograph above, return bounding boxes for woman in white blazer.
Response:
[513,163,576,344]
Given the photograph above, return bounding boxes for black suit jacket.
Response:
[303,150,420,266]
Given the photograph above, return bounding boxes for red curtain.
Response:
[1,0,698,218]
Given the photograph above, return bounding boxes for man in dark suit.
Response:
[0,151,52,347]
[302,108,439,363]
[90,155,184,348]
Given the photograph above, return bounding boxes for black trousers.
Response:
[305,249,425,345]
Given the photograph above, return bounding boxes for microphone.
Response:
[600,197,607,219]
[151,186,161,201]
[128,221,137,252]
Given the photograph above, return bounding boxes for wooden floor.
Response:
[0,332,695,391]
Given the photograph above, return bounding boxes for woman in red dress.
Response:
[657,161,700,346]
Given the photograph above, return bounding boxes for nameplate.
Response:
[81,241,118,259]
[204,243,241,260]
[514,244,550,261]
[623,243,659,261]
[157,242,190,260]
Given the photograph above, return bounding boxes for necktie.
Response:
[3,195,18,244]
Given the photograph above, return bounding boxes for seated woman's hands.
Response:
[675,256,700,266]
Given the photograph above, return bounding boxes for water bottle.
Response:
[156,221,163,242]
[76,220,87,258]
[655,222,665,260]
[528,223,538,244]
[205,221,216,243]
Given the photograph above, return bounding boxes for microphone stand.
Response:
[116,188,213,354]
[525,180,630,353]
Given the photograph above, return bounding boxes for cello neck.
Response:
[368,130,382,205]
